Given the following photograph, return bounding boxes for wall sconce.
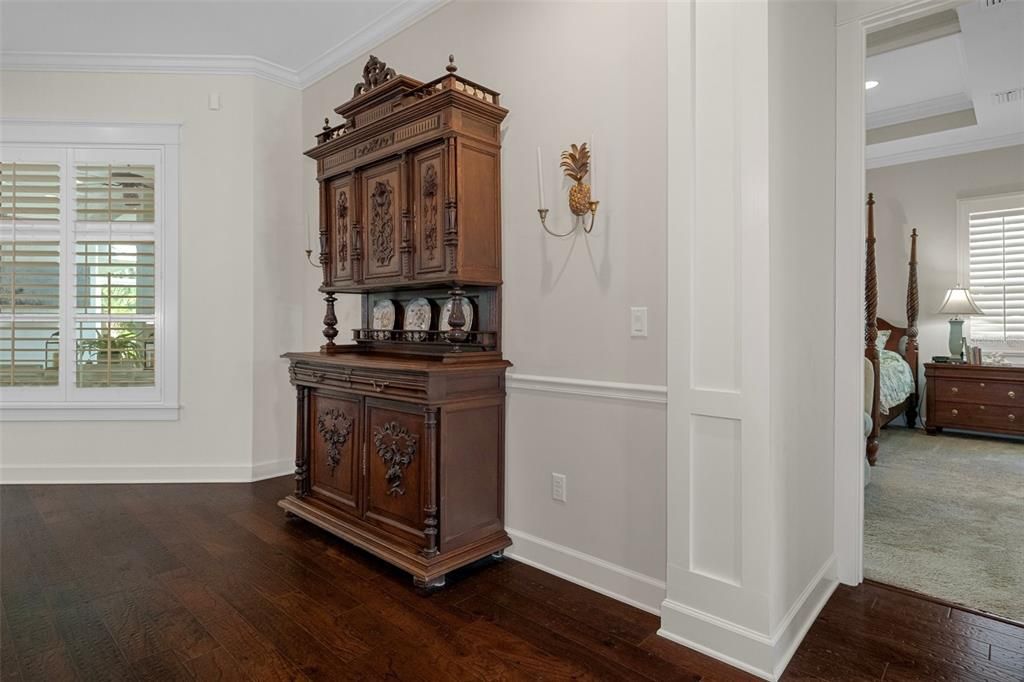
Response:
[536,142,600,237]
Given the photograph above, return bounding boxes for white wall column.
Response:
[663,2,839,679]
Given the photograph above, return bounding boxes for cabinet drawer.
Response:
[931,377,1022,407]
[292,364,429,401]
[931,401,1022,433]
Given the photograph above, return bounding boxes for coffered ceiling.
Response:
[0,0,447,88]
[865,0,1024,168]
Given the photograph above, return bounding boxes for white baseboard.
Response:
[505,528,666,615]
[658,555,837,681]
[251,458,294,481]
[0,458,295,484]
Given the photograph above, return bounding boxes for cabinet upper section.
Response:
[307,56,506,293]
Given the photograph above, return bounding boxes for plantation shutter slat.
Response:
[75,164,155,223]
[968,203,1024,342]
[0,162,61,221]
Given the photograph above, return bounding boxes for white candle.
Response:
[536,147,545,209]
[589,134,596,198]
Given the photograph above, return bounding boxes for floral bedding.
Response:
[878,349,914,414]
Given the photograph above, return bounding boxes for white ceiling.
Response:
[0,0,446,88]
[865,0,1024,168]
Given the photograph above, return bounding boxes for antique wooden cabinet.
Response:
[279,55,511,587]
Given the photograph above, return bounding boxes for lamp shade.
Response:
[937,287,984,316]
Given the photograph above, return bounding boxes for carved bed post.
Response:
[865,193,882,465]
[905,228,920,428]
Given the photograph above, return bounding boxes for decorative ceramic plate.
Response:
[371,299,396,339]
[439,297,473,333]
[404,297,431,341]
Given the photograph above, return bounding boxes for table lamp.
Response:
[936,286,984,358]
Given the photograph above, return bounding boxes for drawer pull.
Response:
[951,387,959,394]
[1010,414,1017,422]
[980,383,986,388]
[979,405,986,411]
[1010,391,1016,399]
[951,409,959,416]
[371,379,390,393]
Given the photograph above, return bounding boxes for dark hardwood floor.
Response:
[2,477,1021,681]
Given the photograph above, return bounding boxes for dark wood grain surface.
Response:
[3,477,1021,681]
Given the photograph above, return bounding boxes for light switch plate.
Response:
[551,473,567,502]
[630,306,648,337]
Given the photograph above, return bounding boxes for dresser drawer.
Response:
[931,401,1022,433]
[291,363,429,401]
[930,377,1022,407]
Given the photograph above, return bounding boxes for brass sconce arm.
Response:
[538,201,599,237]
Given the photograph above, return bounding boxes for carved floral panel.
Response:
[317,408,353,475]
[370,180,395,266]
[373,421,418,496]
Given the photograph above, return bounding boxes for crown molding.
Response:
[866,92,973,130]
[866,131,1024,169]
[0,51,301,88]
[296,0,450,89]
[0,0,450,91]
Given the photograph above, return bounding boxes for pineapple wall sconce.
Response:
[536,142,600,237]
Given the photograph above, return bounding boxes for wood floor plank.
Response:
[179,646,250,682]
[5,478,1021,682]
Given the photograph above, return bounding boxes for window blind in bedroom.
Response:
[968,204,1024,342]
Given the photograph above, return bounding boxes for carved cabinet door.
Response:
[360,159,403,282]
[412,144,446,277]
[329,175,354,284]
[309,392,362,517]
[363,398,431,548]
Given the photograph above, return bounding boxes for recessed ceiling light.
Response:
[865,80,879,90]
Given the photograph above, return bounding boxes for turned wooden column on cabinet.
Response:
[280,55,510,588]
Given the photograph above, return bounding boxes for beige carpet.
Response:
[864,427,1024,622]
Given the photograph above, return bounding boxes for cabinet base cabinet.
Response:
[282,351,511,587]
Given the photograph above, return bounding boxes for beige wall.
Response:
[301,0,669,598]
[867,145,1024,380]
[0,70,303,480]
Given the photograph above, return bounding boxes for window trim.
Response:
[0,121,180,421]
[957,190,1024,356]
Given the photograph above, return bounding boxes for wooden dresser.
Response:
[925,363,1023,437]
[279,55,511,588]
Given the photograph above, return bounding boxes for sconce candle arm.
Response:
[537,200,599,238]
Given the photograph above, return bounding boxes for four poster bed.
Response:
[864,193,920,465]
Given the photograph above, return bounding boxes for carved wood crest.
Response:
[422,164,439,257]
[373,421,417,496]
[317,408,353,475]
[337,191,349,270]
[353,55,396,97]
[370,180,395,266]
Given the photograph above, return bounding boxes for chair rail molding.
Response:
[506,373,667,404]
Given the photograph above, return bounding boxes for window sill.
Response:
[0,403,180,422]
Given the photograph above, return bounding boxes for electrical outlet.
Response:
[631,306,648,337]
[551,473,567,502]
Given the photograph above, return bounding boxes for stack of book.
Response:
[964,344,984,365]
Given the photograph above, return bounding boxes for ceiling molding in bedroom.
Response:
[0,0,449,91]
[866,8,961,57]
[866,131,1024,169]
[866,92,974,130]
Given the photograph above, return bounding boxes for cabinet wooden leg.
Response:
[925,426,941,435]
[413,574,446,589]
